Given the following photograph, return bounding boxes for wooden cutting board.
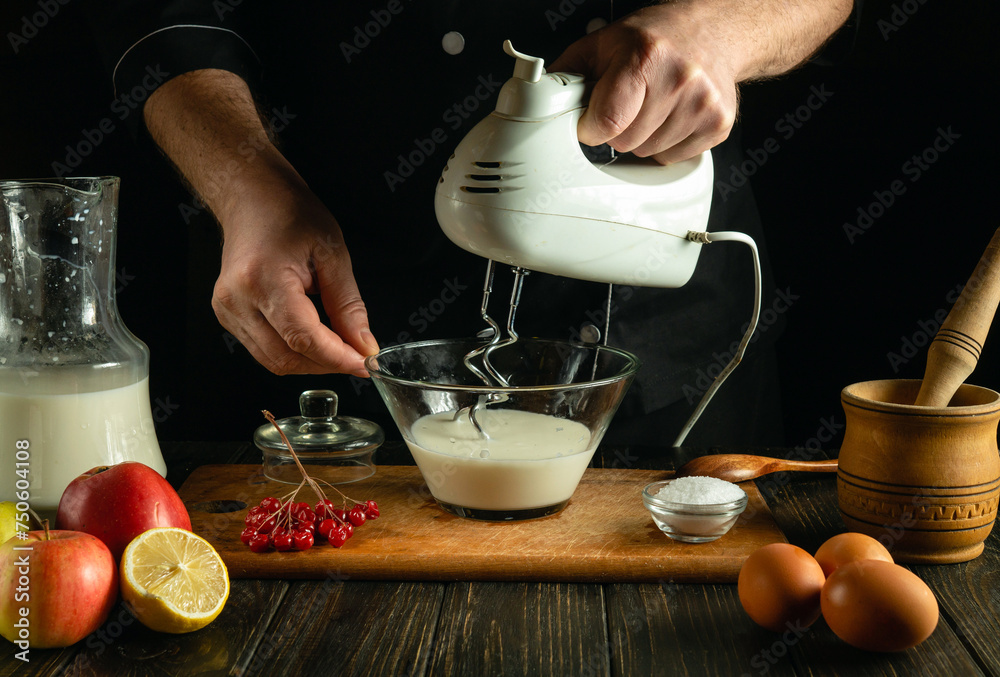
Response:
[179,464,786,583]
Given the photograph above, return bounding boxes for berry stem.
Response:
[263,410,331,503]
[314,478,365,507]
[262,410,358,507]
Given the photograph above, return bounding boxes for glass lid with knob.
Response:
[254,389,384,484]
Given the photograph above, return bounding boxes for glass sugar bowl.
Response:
[642,477,748,543]
[254,390,384,485]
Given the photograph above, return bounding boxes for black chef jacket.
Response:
[97,0,824,447]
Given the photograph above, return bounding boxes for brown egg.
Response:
[738,543,826,632]
[821,559,938,652]
[814,532,893,577]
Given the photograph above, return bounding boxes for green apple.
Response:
[0,503,16,546]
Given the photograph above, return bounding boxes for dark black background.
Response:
[1,0,996,451]
[739,0,997,449]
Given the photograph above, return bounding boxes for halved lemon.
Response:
[120,527,230,634]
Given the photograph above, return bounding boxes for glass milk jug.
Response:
[0,177,166,514]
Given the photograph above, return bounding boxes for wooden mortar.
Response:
[838,379,1000,564]
[839,228,1000,564]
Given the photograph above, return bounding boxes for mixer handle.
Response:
[503,40,544,83]
[915,227,1000,407]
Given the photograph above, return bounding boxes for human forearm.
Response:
[143,68,304,227]
[549,0,855,162]
[656,0,856,82]
[142,68,377,376]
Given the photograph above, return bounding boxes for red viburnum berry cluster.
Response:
[242,410,380,553]
[240,496,379,552]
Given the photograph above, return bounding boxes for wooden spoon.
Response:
[674,454,838,483]
[915,227,1000,406]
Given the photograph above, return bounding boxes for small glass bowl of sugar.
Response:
[642,476,748,543]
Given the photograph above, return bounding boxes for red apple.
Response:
[0,528,118,649]
[56,462,191,561]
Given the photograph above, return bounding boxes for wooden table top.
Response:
[5,440,998,677]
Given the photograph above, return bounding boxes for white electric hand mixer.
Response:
[434,41,762,446]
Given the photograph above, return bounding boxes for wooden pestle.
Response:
[915,227,1000,407]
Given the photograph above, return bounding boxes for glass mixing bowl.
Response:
[365,338,640,521]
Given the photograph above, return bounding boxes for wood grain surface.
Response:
[7,442,1000,677]
[178,464,787,583]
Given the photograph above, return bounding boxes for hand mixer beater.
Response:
[450,260,523,438]
[462,260,528,388]
[435,42,762,446]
